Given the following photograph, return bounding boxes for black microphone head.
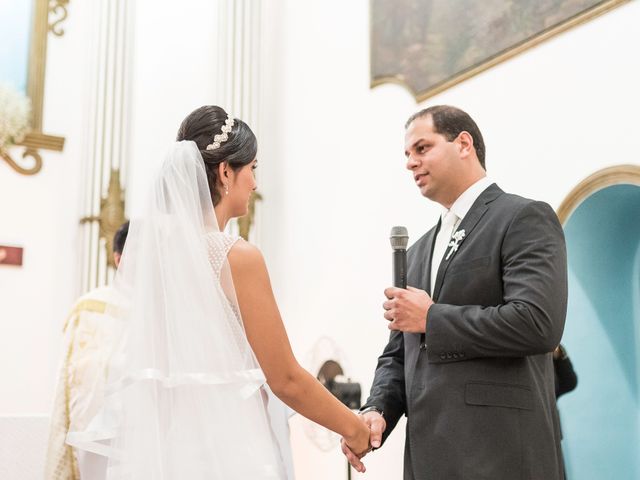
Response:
[390,226,409,250]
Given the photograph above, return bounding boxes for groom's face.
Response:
[404,115,464,207]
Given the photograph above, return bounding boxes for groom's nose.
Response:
[406,154,420,170]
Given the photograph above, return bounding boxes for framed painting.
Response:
[370,0,629,102]
[0,0,68,175]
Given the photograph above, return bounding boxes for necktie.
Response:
[430,211,459,295]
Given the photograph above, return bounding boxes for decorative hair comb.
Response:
[206,114,235,150]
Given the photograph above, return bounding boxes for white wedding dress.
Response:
[67,141,288,479]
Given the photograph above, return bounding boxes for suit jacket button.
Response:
[452,353,459,359]
[446,353,452,359]
[459,352,465,358]
[440,353,446,360]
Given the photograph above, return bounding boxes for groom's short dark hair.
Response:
[405,105,486,170]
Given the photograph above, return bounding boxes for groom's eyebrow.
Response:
[404,139,423,157]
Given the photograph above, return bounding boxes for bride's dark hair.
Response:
[176,105,257,205]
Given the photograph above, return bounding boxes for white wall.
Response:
[126,1,220,218]
[257,1,640,479]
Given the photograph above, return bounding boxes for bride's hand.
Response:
[350,419,371,455]
[341,411,386,472]
[342,416,371,470]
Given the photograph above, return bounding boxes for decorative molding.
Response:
[49,0,70,36]
[4,132,65,175]
[2,0,66,175]
[217,0,263,243]
[30,0,49,131]
[80,170,127,268]
[557,164,640,224]
[1,149,41,176]
[238,191,262,241]
[78,0,133,291]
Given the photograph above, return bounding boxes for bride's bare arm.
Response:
[228,240,370,458]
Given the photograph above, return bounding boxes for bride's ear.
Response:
[217,161,229,188]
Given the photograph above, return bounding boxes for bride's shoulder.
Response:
[228,238,264,263]
[227,239,268,275]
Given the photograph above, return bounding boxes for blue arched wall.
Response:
[560,184,640,479]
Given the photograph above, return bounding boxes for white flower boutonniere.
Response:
[445,229,466,261]
[0,83,31,151]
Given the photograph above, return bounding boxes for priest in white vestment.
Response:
[44,222,129,480]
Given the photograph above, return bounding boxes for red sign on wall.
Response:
[0,246,23,266]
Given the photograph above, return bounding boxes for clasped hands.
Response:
[341,411,386,473]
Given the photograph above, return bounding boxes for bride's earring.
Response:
[224,184,229,195]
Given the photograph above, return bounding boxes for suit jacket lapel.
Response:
[424,221,439,296]
[405,225,438,383]
[432,184,503,301]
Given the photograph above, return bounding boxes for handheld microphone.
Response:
[390,226,409,289]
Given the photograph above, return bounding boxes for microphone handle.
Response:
[393,249,407,289]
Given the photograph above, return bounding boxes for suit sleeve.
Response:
[425,201,567,362]
[363,330,406,442]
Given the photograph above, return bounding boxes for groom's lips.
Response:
[415,173,428,186]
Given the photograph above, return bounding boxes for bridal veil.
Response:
[67,141,283,479]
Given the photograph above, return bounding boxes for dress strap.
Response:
[206,232,240,276]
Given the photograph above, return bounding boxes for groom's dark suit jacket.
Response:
[365,184,567,480]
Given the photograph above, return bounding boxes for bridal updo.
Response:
[176,105,257,205]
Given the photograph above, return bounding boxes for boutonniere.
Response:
[445,229,466,260]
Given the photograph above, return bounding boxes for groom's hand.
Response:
[383,286,433,333]
[361,411,386,449]
[340,411,386,472]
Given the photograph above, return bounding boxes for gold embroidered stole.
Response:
[44,299,107,480]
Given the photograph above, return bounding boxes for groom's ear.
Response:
[456,131,474,160]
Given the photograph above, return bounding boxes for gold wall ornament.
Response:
[0,147,42,175]
[556,164,640,225]
[49,0,70,36]
[80,169,127,268]
[1,132,64,175]
[370,0,629,102]
[237,191,262,241]
[1,0,66,175]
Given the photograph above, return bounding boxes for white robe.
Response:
[44,286,121,480]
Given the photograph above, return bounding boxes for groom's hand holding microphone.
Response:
[383,286,433,333]
[385,226,433,333]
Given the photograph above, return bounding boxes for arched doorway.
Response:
[557,165,640,479]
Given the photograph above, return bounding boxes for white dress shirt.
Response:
[430,176,494,294]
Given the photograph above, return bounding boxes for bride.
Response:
[66,106,370,478]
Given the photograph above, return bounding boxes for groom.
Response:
[343,106,567,479]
